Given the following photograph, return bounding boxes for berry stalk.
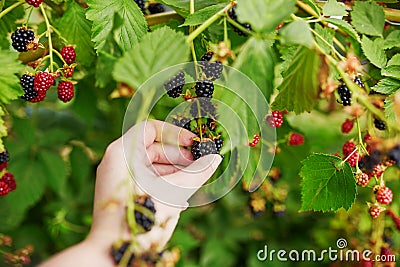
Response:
[0,0,25,20]
[40,4,54,72]
[225,16,254,36]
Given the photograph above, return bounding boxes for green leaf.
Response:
[384,97,398,128]
[361,35,387,68]
[236,0,296,33]
[302,0,321,17]
[113,26,190,89]
[387,54,400,67]
[39,150,68,195]
[300,154,356,212]
[95,51,118,88]
[371,78,400,95]
[0,51,24,104]
[0,1,24,49]
[232,37,275,100]
[181,4,226,26]
[157,0,221,17]
[281,20,314,48]
[86,0,147,52]
[351,1,384,37]
[383,30,400,49]
[324,18,360,43]
[314,23,334,54]
[382,65,400,80]
[272,47,321,114]
[57,1,95,66]
[322,0,347,17]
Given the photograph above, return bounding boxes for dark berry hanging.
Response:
[134,195,156,232]
[11,27,35,52]
[374,118,386,131]
[20,74,38,101]
[148,3,165,14]
[110,242,135,266]
[172,117,191,131]
[190,98,216,118]
[164,71,185,98]
[195,80,214,98]
[337,83,352,106]
[191,138,218,160]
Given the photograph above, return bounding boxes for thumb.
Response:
[165,154,222,189]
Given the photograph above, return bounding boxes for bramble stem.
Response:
[0,0,25,20]
[40,4,54,72]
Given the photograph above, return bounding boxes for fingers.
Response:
[146,143,193,166]
[164,154,222,190]
[150,164,181,176]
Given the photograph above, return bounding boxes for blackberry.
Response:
[25,0,43,7]
[354,76,365,88]
[57,81,74,103]
[266,110,283,128]
[164,71,184,98]
[134,195,156,232]
[214,138,223,153]
[134,0,146,12]
[359,150,381,171]
[172,117,191,131]
[20,74,38,101]
[203,62,223,81]
[388,145,400,167]
[369,205,382,219]
[148,3,165,14]
[191,139,218,160]
[0,162,8,172]
[337,83,351,106]
[374,118,386,131]
[111,242,134,266]
[288,133,304,146]
[34,72,55,93]
[228,7,252,36]
[195,80,214,98]
[376,186,393,205]
[200,51,213,62]
[227,7,238,20]
[60,46,76,64]
[190,98,216,118]
[2,172,16,191]
[341,119,354,133]
[0,181,9,196]
[0,150,9,164]
[11,27,35,52]
[28,92,46,103]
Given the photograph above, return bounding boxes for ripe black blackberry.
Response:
[354,76,364,88]
[388,145,400,167]
[11,27,35,52]
[228,7,252,36]
[190,98,216,118]
[201,51,213,62]
[134,196,156,232]
[164,71,184,98]
[337,83,351,106]
[191,139,218,160]
[214,138,223,153]
[148,3,165,14]
[172,117,191,131]
[195,80,214,98]
[134,0,146,12]
[111,242,134,266]
[20,74,38,101]
[374,118,386,131]
[203,62,223,81]
[0,150,9,164]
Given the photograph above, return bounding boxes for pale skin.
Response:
[39,120,222,267]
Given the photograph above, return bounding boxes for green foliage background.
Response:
[0,0,400,266]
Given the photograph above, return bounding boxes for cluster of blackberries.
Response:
[200,51,223,81]
[228,6,252,36]
[134,195,156,232]
[11,27,35,52]
[135,0,166,14]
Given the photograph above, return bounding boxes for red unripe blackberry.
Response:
[34,72,55,93]
[354,76,364,88]
[0,150,9,164]
[0,162,8,171]
[134,195,156,232]
[341,119,354,133]
[60,46,76,64]
[191,139,218,160]
[266,110,283,128]
[376,186,393,205]
[195,80,214,98]
[0,181,10,196]
[62,66,74,78]
[289,133,304,146]
[337,83,351,106]
[374,118,386,131]
[346,152,360,167]
[28,92,46,103]
[25,0,43,7]
[355,172,370,187]
[20,74,38,101]
[342,141,356,157]
[190,98,216,118]
[57,81,75,103]
[164,71,184,98]
[372,164,385,178]
[148,3,165,14]
[2,172,16,191]
[11,27,35,52]
[369,205,382,219]
[111,242,134,266]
